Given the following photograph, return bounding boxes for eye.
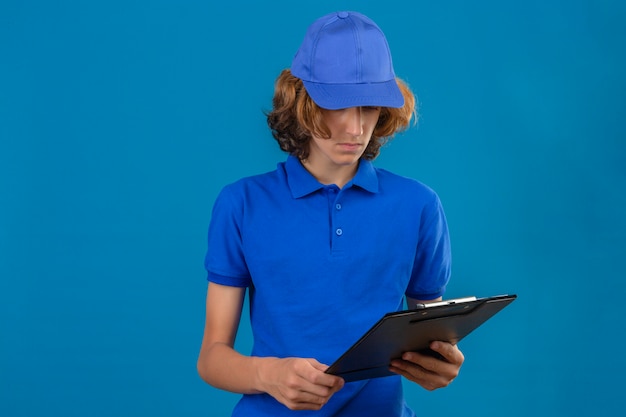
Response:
[362,106,381,112]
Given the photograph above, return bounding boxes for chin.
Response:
[333,157,361,166]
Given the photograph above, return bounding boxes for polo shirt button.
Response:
[335,228,343,236]
[335,203,342,210]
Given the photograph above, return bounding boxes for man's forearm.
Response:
[197,342,269,395]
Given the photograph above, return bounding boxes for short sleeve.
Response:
[204,184,252,287]
[405,192,451,300]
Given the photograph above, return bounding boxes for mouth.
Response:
[337,143,363,151]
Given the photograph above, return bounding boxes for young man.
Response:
[197,11,463,416]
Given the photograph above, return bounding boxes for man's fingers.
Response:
[277,360,344,411]
[302,359,345,390]
[429,341,465,365]
[400,350,459,378]
[279,388,330,410]
[388,342,464,391]
[389,362,450,391]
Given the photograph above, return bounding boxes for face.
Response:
[307,106,381,170]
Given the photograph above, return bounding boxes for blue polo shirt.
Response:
[205,155,451,417]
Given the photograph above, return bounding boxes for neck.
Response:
[300,158,359,189]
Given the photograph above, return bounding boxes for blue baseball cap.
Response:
[291,11,404,110]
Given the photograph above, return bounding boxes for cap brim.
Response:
[302,79,404,110]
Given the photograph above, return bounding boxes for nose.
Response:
[344,107,363,137]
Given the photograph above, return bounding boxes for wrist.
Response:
[252,356,278,394]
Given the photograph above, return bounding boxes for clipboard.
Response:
[325,294,517,382]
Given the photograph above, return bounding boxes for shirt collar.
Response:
[285,155,379,199]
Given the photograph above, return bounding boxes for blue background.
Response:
[1,0,625,416]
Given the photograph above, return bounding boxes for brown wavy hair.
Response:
[266,69,417,161]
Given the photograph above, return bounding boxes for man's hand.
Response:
[257,357,345,410]
[389,341,464,391]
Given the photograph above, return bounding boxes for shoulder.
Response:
[211,162,292,220]
[218,163,286,199]
[374,167,440,202]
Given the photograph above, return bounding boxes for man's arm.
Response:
[388,297,465,391]
[196,282,344,410]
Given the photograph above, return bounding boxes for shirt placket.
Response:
[325,185,346,256]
